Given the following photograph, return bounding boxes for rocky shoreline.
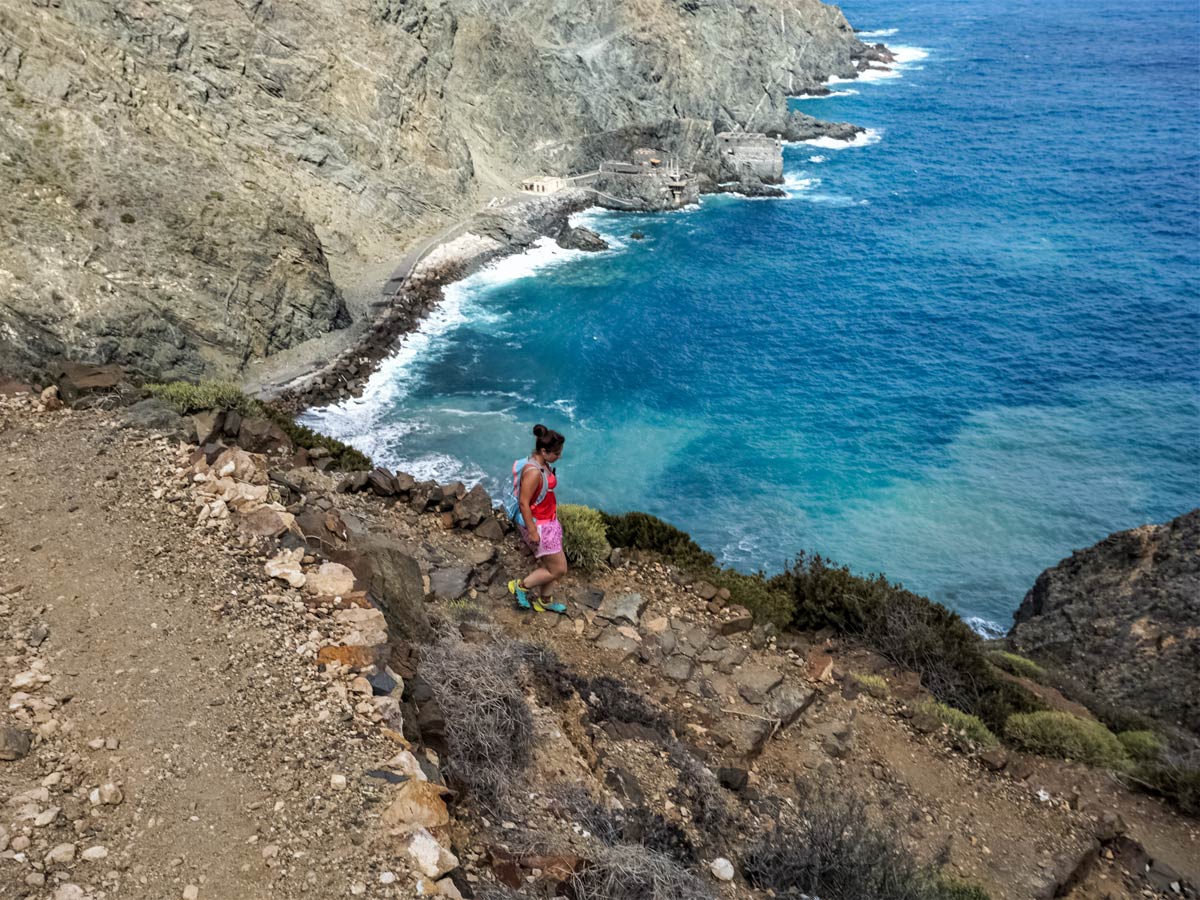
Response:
[264,101,873,414]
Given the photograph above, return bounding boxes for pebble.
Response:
[183,885,200,900]
[82,845,109,861]
[331,773,348,790]
[379,871,396,884]
[710,857,735,881]
[45,842,77,865]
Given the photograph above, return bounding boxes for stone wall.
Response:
[717,132,784,184]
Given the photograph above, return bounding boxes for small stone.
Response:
[81,845,109,861]
[54,886,86,900]
[12,834,32,851]
[105,736,120,750]
[379,871,396,885]
[34,806,61,826]
[402,827,459,879]
[710,857,735,881]
[350,883,367,896]
[331,773,348,790]
[45,842,77,865]
[183,885,200,900]
[98,783,124,805]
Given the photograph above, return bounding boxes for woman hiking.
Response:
[507,424,568,614]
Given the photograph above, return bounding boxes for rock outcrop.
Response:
[0,0,870,378]
[1009,510,1200,735]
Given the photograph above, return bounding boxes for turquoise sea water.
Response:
[308,0,1200,634]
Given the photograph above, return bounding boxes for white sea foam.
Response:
[827,46,929,84]
[857,27,898,38]
[782,174,819,198]
[966,616,1008,640]
[802,128,882,150]
[791,88,859,99]
[808,155,828,163]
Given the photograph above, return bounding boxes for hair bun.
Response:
[532,424,547,438]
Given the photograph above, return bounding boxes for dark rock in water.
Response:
[0,725,33,761]
[630,231,646,240]
[714,181,787,199]
[556,225,608,252]
[1009,509,1200,736]
[332,535,433,643]
[770,110,863,144]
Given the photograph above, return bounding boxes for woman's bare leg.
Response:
[527,552,567,598]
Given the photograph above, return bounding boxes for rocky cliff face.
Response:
[0,0,866,379]
[1009,510,1200,736]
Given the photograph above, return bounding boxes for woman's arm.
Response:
[518,466,541,542]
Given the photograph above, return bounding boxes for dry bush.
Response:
[568,843,714,900]
[548,783,696,864]
[668,749,733,839]
[421,639,534,810]
[743,780,989,900]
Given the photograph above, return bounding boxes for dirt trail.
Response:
[0,408,397,899]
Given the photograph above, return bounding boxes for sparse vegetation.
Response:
[708,567,793,629]
[988,650,1046,681]
[1129,753,1200,816]
[420,639,534,810]
[1118,730,1165,762]
[1004,711,1129,768]
[779,552,1044,733]
[568,843,714,900]
[145,380,371,469]
[119,211,136,223]
[743,780,990,900]
[851,672,889,699]
[600,510,715,572]
[668,749,732,839]
[558,504,612,572]
[917,700,999,750]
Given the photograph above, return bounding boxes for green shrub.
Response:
[1005,711,1128,768]
[1131,757,1200,816]
[931,877,991,900]
[850,673,889,699]
[146,380,258,416]
[1118,730,1164,762]
[145,380,371,470]
[779,552,1043,733]
[988,650,1045,681]
[709,568,794,629]
[600,511,715,572]
[918,700,999,750]
[558,504,612,573]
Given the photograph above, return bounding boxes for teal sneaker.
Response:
[537,597,568,615]
[507,579,532,610]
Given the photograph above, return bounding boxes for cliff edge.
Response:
[1009,510,1200,737]
[0,0,869,380]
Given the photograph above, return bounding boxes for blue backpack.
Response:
[503,457,548,527]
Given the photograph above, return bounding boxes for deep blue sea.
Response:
[308,0,1200,634]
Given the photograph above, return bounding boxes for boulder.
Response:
[120,398,191,439]
[596,592,647,626]
[368,467,398,496]
[237,417,292,454]
[54,361,123,402]
[429,567,472,600]
[0,725,33,761]
[265,548,306,588]
[719,606,754,635]
[452,484,492,527]
[332,535,433,643]
[192,409,227,445]
[474,517,505,542]
[382,780,451,830]
[400,828,459,879]
[306,562,356,596]
[765,683,816,728]
[734,664,784,704]
[237,506,295,537]
[556,225,608,252]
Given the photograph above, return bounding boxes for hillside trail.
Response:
[0,408,395,899]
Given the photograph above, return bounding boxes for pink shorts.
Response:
[520,518,563,558]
